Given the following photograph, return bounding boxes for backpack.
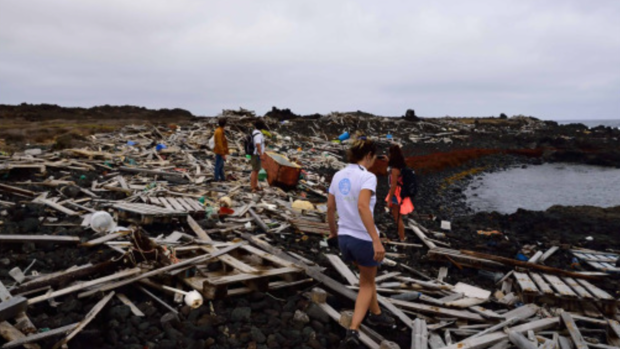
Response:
[399,167,418,199]
[244,130,261,155]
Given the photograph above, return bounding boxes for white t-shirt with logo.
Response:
[253,130,264,155]
[329,164,378,242]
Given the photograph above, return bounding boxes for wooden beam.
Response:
[460,250,603,280]
[52,291,115,349]
[28,268,142,305]
[411,318,428,349]
[409,223,437,249]
[508,330,538,349]
[540,246,560,263]
[324,254,359,286]
[186,215,211,241]
[116,293,144,317]
[0,322,40,349]
[0,183,35,197]
[248,208,270,232]
[607,320,620,347]
[12,262,115,295]
[0,235,80,244]
[35,199,79,216]
[388,298,486,322]
[1,323,76,349]
[560,312,589,349]
[119,166,184,177]
[0,297,27,323]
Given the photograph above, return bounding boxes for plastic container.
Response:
[386,134,393,140]
[155,143,167,151]
[258,168,267,181]
[90,211,116,234]
[338,132,350,141]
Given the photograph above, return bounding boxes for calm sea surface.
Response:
[465,163,620,214]
[555,119,620,128]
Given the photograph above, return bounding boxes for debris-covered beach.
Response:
[1,104,619,349]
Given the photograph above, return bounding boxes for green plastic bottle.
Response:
[258,169,267,181]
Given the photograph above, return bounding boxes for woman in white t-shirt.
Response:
[327,137,396,347]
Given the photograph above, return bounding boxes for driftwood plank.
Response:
[540,246,560,263]
[411,318,428,349]
[560,312,589,349]
[324,254,359,286]
[187,215,211,241]
[502,304,539,321]
[1,323,77,349]
[607,319,620,347]
[389,299,486,322]
[508,330,538,349]
[0,235,80,244]
[52,291,115,349]
[36,199,78,216]
[116,293,144,317]
[0,297,28,323]
[28,268,142,305]
[0,321,40,349]
[0,183,35,197]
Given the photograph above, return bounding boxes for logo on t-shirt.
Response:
[338,178,351,195]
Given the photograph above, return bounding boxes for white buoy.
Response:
[162,286,204,309]
[90,211,116,234]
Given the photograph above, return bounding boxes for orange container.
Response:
[262,152,302,189]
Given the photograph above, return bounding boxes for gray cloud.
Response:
[1,0,619,119]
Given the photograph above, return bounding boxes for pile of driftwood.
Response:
[0,120,619,349]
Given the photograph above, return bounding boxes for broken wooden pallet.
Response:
[113,202,187,224]
[143,196,204,214]
[183,244,304,299]
[571,249,620,274]
[512,271,617,317]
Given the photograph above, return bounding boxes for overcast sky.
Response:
[1,1,619,120]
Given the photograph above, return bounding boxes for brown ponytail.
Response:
[347,137,377,163]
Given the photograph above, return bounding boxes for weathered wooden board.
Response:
[542,274,578,298]
[529,273,555,295]
[388,299,486,322]
[0,235,80,244]
[324,254,359,286]
[560,312,589,349]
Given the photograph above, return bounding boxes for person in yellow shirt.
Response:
[213,118,229,181]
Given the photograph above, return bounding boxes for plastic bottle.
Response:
[258,169,267,181]
[338,132,350,141]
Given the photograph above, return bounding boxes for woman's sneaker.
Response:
[366,312,396,327]
[343,329,361,348]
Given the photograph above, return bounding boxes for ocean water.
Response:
[465,163,620,214]
[555,119,620,128]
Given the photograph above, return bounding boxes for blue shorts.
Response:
[338,235,380,267]
[391,196,399,205]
